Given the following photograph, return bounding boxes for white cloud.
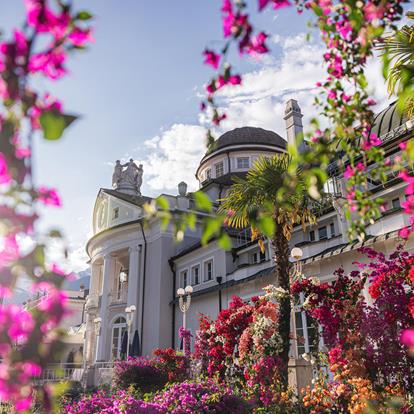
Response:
[135,123,207,194]
[133,33,389,196]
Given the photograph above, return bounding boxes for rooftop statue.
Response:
[112,159,143,196]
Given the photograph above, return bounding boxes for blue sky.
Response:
[1,1,395,272]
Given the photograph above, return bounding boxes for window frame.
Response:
[391,197,401,210]
[318,226,327,240]
[113,207,119,220]
[205,168,212,181]
[191,264,200,286]
[180,268,189,288]
[202,258,214,283]
[236,156,250,169]
[215,161,224,178]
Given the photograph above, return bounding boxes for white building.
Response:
[83,99,414,386]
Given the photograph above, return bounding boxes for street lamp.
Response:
[290,247,303,282]
[125,305,136,359]
[177,285,193,350]
[93,317,102,362]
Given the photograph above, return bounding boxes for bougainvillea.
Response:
[292,246,414,393]
[194,289,289,408]
[0,1,93,410]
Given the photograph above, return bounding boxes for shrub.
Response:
[153,380,251,414]
[113,357,168,394]
[153,348,188,382]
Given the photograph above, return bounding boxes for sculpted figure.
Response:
[123,159,139,185]
[136,164,143,193]
[112,160,123,188]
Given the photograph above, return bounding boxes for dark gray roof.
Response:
[207,126,286,155]
[102,189,152,206]
[370,101,407,139]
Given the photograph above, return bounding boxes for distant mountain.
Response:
[7,268,91,305]
[63,269,91,291]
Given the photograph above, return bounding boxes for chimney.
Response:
[283,99,304,149]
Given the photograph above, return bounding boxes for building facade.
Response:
[83,99,414,384]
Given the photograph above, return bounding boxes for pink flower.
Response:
[203,49,221,69]
[0,153,11,184]
[68,27,94,47]
[25,0,58,32]
[399,141,407,151]
[400,329,414,348]
[7,306,34,342]
[364,3,385,22]
[37,186,62,207]
[29,48,67,80]
[259,0,290,10]
[399,227,411,239]
[248,32,268,54]
[228,74,241,85]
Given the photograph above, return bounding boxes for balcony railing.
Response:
[109,288,127,305]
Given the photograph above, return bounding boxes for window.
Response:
[294,294,318,356]
[237,157,249,169]
[117,269,128,300]
[215,162,224,177]
[260,250,266,262]
[204,260,213,282]
[330,222,335,237]
[251,252,258,264]
[318,226,327,240]
[392,198,401,209]
[205,169,212,181]
[113,207,119,219]
[181,270,188,288]
[191,265,200,285]
[309,230,315,242]
[111,316,127,360]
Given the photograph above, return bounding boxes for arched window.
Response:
[111,316,127,360]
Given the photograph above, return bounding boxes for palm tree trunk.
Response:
[272,218,291,388]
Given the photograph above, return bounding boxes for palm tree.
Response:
[219,154,315,386]
[377,12,414,116]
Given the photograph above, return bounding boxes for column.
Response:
[90,262,101,295]
[127,246,140,330]
[96,254,115,362]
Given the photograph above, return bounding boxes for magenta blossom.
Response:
[29,48,67,80]
[203,49,221,69]
[37,186,62,207]
[68,27,94,47]
[400,329,414,348]
[0,153,11,184]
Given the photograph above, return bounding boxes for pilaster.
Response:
[96,253,115,362]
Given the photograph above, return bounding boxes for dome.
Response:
[208,126,286,154]
[370,101,407,139]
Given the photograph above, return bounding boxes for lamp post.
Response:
[125,305,136,359]
[216,276,223,313]
[93,317,102,362]
[290,247,303,283]
[290,247,303,360]
[177,285,193,350]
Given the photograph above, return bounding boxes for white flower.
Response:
[309,276,321,286]
[302,353,310,361]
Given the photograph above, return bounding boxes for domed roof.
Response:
[208,126,286,154]
[370,101,407,139]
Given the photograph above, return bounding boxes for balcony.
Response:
[109,287,127,306]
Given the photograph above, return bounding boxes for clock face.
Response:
[96,199,107,232]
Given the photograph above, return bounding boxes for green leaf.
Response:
[76,11,93,20]
[40,110,78,140]
[258,216,275,237]
[217,233,232,250]
[156,196,169,210]
[201,217,222,245]
[48,229,63,238]
[194,191,213,212]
